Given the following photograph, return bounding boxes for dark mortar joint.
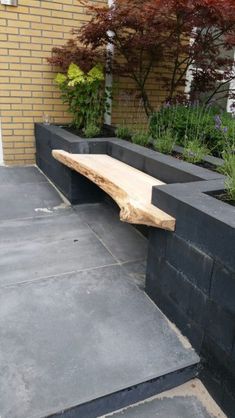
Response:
[35,123,235,417]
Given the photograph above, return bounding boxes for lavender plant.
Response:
[149,102,235,157]
[132,131,150,146]
[116,125,132,140]
[219,152,235,202]
[183,140,209,163]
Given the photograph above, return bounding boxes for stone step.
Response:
[101,379,227,418]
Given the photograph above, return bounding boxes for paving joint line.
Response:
[0,262,121,290]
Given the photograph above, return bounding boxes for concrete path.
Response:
[0,166,199,418]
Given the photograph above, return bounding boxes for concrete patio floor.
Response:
[0,166,202,418]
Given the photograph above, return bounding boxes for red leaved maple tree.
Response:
[49,0,235,116]
[47,39,103,73]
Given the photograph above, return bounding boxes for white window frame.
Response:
[185,33,235,113]
[227,50,235,112]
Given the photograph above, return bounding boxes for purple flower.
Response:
[164,101,171,108]
[214,115,223,130]
[223,127,228,133]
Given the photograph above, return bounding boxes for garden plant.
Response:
[78,0,235,115]
[48,0,235,203]
[49,0,235,118]
[55,63,110,135]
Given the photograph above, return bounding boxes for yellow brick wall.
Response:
[111,48,175,131]
[112,70,169,131]
[0,0,172,165]
[0,0,106,165]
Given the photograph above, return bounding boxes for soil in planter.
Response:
[171,151,219,173]
[129,140,219,172]
[207,190,235,207]
[63,124,116,139]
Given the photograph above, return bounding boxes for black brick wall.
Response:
[146,228,235,417]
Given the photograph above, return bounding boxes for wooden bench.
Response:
[52,150,176,231]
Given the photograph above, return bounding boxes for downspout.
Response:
[227,49,235,113]
[104,0,115,126]
[184,29,197,100]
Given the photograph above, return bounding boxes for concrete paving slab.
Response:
[103,379,226,418]
[74,203,147,263]
[0,181,64,221]
[0,265,199,418]
[121,260,147,290]
[0,166,47,186]
[0,209,92,244]
[0,211,116,286]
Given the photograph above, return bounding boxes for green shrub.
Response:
[55,63,108,131]
[132,131,149,146]
[116,125,132,140]
[183,140,209,164]
[153,128,176,154]
[83,124,101,138]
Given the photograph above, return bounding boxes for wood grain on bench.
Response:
[52,150,175,231]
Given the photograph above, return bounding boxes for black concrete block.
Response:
[87,140,108,154]
[200,367,224,408]
[160,262,192,313]
[205,301,235,354]
[146,247,161,281]
[35,124,108,158]
[222,386,235,418]
[37,155,104,204]
[143,155,203,184]
[146,273,204,351]
[232,340,235,363]
[152,186,235,272]
[147,248,208,327]
[188,286,208,327]
[201,335,235,395]
[109,142,145,171]
[147,259,191,312]
[211,263,235,315]
[55,135,108,155]
[161,260,208,328]
[148,228,169,259]
[166,234,213,294]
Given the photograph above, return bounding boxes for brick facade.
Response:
[0,0,170,165]
[0,0,105,165]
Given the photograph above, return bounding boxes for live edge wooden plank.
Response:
[52,150,176,231]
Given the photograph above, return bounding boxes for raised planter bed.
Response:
[173,144,224,172]
[35,123,235,417]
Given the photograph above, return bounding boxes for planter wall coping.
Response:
[36,124,223,183]
[35,123,234,269]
